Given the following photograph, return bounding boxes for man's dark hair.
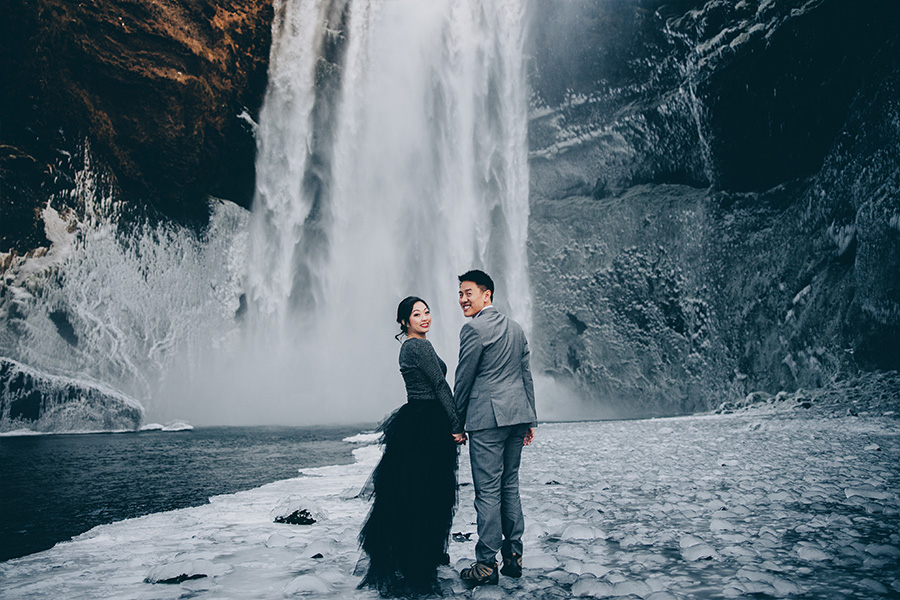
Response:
[458,269,495,300]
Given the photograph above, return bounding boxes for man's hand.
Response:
[523,427,535,446]
[453,433,468,445]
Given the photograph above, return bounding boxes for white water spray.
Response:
[234,0,532,423]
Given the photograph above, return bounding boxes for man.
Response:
[453,269,537,586]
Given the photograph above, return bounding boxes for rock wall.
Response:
[527,0,900,416]
[0,0,273,254]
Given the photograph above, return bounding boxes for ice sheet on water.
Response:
[160,421,193,432]
[344,432,381,444]
[1,411,899,599]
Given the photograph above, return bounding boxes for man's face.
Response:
[459,281,490,317]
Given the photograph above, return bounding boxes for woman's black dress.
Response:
[358,338,462,597]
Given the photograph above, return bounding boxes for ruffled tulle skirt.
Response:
[357,398,459,597]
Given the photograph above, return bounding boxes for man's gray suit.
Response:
[454,305,536,565]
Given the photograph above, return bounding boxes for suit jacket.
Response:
[454,306,537,432]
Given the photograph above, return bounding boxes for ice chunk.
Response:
[580,562,611,577]
[523,554,560,570]
[265,533,290,548]
[679,535,705,549]
[562,524,597,540]
[632,553,667,567]
[680,536,717,561]
[858,579,889,594]
[303,539,334,558]
[710,519,734,532]
[161,421,193,432]
[271,496,327,524]
[547,569,577,584]
[144,558,227,584]
[845,488,892,501]
[344,432,380,443]
[572,576,614,597]
[865,543,900,558]
[472,586,506,599]
[683,544,718,561]
[564,559,584,574]
[282,574,330,594]
[794,544,830,561]
[736,568,802,597]
[612,580,652,596]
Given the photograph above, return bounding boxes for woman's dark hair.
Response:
[396,296,428,341]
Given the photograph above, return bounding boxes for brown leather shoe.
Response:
[460,561,498,586]
[500,553,522,577]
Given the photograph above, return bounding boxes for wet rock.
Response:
[145,558,227,584]
[271,496,326,525]
[0,357,143,433]
[1,0,274,252]
[274,509,316,525]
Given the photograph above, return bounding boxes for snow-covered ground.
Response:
[1,409,898,599]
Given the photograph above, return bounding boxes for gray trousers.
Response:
[468,424,529,564]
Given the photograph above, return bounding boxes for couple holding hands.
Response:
[358,269,537,597]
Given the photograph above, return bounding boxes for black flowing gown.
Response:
[358,337,462,597]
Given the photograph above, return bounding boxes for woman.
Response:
[358,296,464,597]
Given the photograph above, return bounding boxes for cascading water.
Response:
[228,0,533,423]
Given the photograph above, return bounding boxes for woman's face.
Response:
[406,301,431,338]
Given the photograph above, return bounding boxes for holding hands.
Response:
[524,427,534,446]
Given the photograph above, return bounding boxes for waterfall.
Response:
[236,0,532,422]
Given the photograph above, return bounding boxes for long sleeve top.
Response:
[399,338,463,435]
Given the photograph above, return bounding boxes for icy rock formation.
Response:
[271,497,326,526]
[0,357,143,433]
[144,557,229,584]
[527,0,900,415]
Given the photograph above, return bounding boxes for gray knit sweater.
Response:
[399,338,463,434]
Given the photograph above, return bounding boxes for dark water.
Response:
[0,425,367,562]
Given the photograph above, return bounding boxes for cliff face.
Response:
[526,0,900,416]
[0,0,273,253]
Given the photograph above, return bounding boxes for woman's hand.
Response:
[453,433,468,445]
[523,427,535,446]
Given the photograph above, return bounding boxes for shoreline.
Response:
[0,425,365,564]
[1,410,897,598]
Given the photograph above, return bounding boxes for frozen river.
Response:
[1,406,897,599]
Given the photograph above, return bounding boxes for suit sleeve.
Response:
[416,341,464,435]
[522,336,537,426]
[453,323,483,429]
